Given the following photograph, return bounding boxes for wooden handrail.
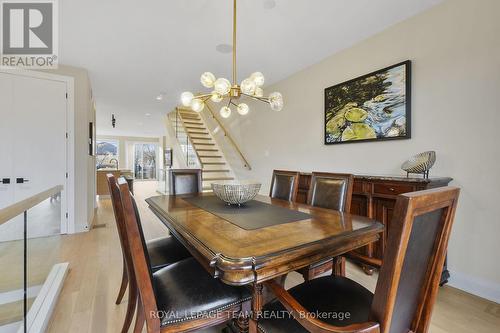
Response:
[204,103,252,170]
[0,185,64,226]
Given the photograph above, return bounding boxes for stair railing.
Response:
[204,103,252,170]
[167,108,202,168]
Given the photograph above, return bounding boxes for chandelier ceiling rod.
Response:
[232,0,237,85]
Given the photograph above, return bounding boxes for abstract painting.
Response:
[324,61,411,144]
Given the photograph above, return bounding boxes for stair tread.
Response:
[197,148,219,151]
[191,137,212,140]
[202,169,230,172]
[199,155,223,158]
[202,162,226,165]
[186,126,206,129]
[195,143,216,146]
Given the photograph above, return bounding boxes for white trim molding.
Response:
[448,270,500,304]
[18,263,69,333]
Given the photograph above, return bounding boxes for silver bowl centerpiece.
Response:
[401,151,436,178]
[211,180,262,205]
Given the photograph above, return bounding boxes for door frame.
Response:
[0,68,75,234]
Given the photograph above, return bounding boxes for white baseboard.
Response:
[448,270,500,304]
[17,263,69,333]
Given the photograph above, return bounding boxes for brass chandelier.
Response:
[180,0,283,118]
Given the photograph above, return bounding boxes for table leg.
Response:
[249,283,263,333]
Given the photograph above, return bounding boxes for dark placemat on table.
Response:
[182,195,311,230]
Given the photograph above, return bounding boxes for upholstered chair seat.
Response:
[258,276,373,333]
[153,257,252,327]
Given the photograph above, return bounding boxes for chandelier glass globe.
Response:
[237,103,249,115]
[250,72,265,87]
[191,98,205,112]
[214,78,231,95]
[181,91,194,107]
[220,106,232,118]
[269,92,284,111]
[254,87,264,97]
[200,72,216,88]
[240,78,256,95]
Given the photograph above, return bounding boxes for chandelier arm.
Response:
[227,98,232,107]
[194,93,213,99]
[229,100,239,107]
[241,93,271,103]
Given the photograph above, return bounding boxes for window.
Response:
[96,140,119,169]
[134,143,157,180]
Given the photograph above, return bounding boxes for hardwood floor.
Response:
[45,181,500,333]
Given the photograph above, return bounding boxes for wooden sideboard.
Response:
[295,173,453,284]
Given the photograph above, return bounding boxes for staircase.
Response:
[170,108,236,191]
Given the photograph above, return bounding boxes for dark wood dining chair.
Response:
[254,186,460,333]
[106,174,192,333]
[269,170,300,202]
[296,172,354,281]
[168,169,202,195]
[115,177,252,333]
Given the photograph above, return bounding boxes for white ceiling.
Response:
[59,0,442,137]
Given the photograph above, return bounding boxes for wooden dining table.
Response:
[146,192,383,323]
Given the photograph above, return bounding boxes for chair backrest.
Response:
[370,187,460,333]
[168,169,202,195]
[115,177,161,331]
[307,172,354,212]
[269,170,300,202]
[106,174,134,277]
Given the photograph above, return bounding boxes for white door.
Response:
[0,72,68,240]
[0,73,15,208]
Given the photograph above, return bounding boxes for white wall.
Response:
[223,0,500,302]
[47,66,96,232]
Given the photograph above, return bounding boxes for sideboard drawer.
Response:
[373,183,415,196]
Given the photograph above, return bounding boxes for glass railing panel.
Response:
[0,213,24,332]
[26,191,62,325]
[167,110,201,169]
[0,186,64,333]
[157,168,168,194]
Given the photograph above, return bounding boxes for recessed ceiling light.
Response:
[145,113,151,116]
[216,44,232,54]
[263,0,276,9]
[156,95,163,101]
